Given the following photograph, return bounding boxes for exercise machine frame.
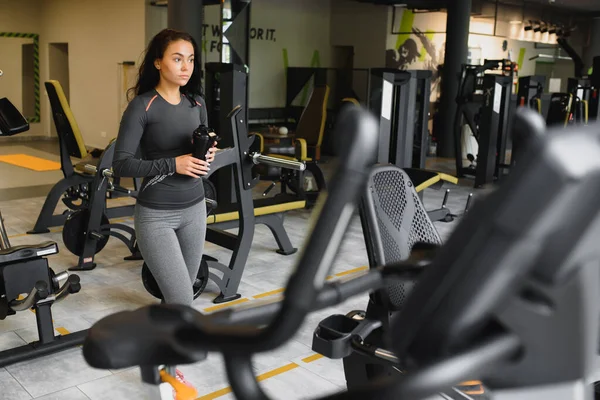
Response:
[454,60,515,188]
[0,94,86,368]
[68,103,304,304]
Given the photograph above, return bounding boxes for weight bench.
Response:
[207,194,306,255]
[28,80,137,234]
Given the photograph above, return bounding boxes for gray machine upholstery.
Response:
[362,164,441,311]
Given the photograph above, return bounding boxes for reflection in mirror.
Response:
[0,33,39,123]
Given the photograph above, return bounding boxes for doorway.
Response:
[48,43,69,137]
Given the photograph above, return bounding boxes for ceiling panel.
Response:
[520,0,600,11]
[355,0,600,13]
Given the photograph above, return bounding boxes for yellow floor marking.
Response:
[203,298,249,313]
[253,288,284,299]
[301,353,323,363]
[196,363,299,400]
[56,327,70,335]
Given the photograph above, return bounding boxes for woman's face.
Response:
[155,39,195,87]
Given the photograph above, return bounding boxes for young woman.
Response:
[113,28,217,307]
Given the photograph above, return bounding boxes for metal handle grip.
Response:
[0,211,11,250]
[83,164,113,178]
[9,281,48,311]
[54,274,81,302]
[250,153,306,171]
[52,271,69,292]
[111,185,131,195]
[82,164,97,174]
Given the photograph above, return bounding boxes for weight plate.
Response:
[141,258,210,300]
[193,258,210,298]
[203,178,218,214]
[62,209,109,256]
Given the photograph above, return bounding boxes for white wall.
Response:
[330,0,388,69]
[40,0,147,149]
[147,0,332,109]
[247,0,332,108]
[583,18,600,72]
[1,0,146,145]
[0,0,43,137]
[386,8,589,97]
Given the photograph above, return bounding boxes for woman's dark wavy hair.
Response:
[128,28,202,106]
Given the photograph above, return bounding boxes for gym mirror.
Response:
[0,33,39,123]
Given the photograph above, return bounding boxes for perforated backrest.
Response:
[361,164,441,311]
[45,80,88,159]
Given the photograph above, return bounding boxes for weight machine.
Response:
[517,75,545,114]
[369,68,463,222]
[0,87,85,368]
[62,104,304,304]
[454,59,516,188]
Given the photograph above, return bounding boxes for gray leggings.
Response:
[134,201,207,305]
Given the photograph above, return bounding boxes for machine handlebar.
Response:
[83,164,113,178]
[250,153,306,171]
[9,281,48,311]
[8,272,81,312]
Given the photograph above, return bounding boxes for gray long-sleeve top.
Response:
[112,89,207,209]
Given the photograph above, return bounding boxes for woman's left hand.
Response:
[206,142,218,163]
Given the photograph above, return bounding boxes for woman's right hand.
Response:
[175,154,210,178]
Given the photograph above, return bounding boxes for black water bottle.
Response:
[192,125,214,161]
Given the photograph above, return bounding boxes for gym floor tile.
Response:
[0,369,32,400]
[34,387,90,400]
[5,348,112,398]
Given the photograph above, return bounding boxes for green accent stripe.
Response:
[310,50,321,68]
[0,32,41,123]
[395,9,416,50]
[300,50,320,106]
[282,48,289,79]
[517,48,526,71]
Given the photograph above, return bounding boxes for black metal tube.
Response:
[210,269,384,327]
[167,0,204,68]
[315,332,520,400]
[0,329,88,368]
[224,353,269,400]
[314,270,384,309]
[350,338,400,366]
[392,333,519,399]
[435,0,472,158]
[251,153,306,171]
